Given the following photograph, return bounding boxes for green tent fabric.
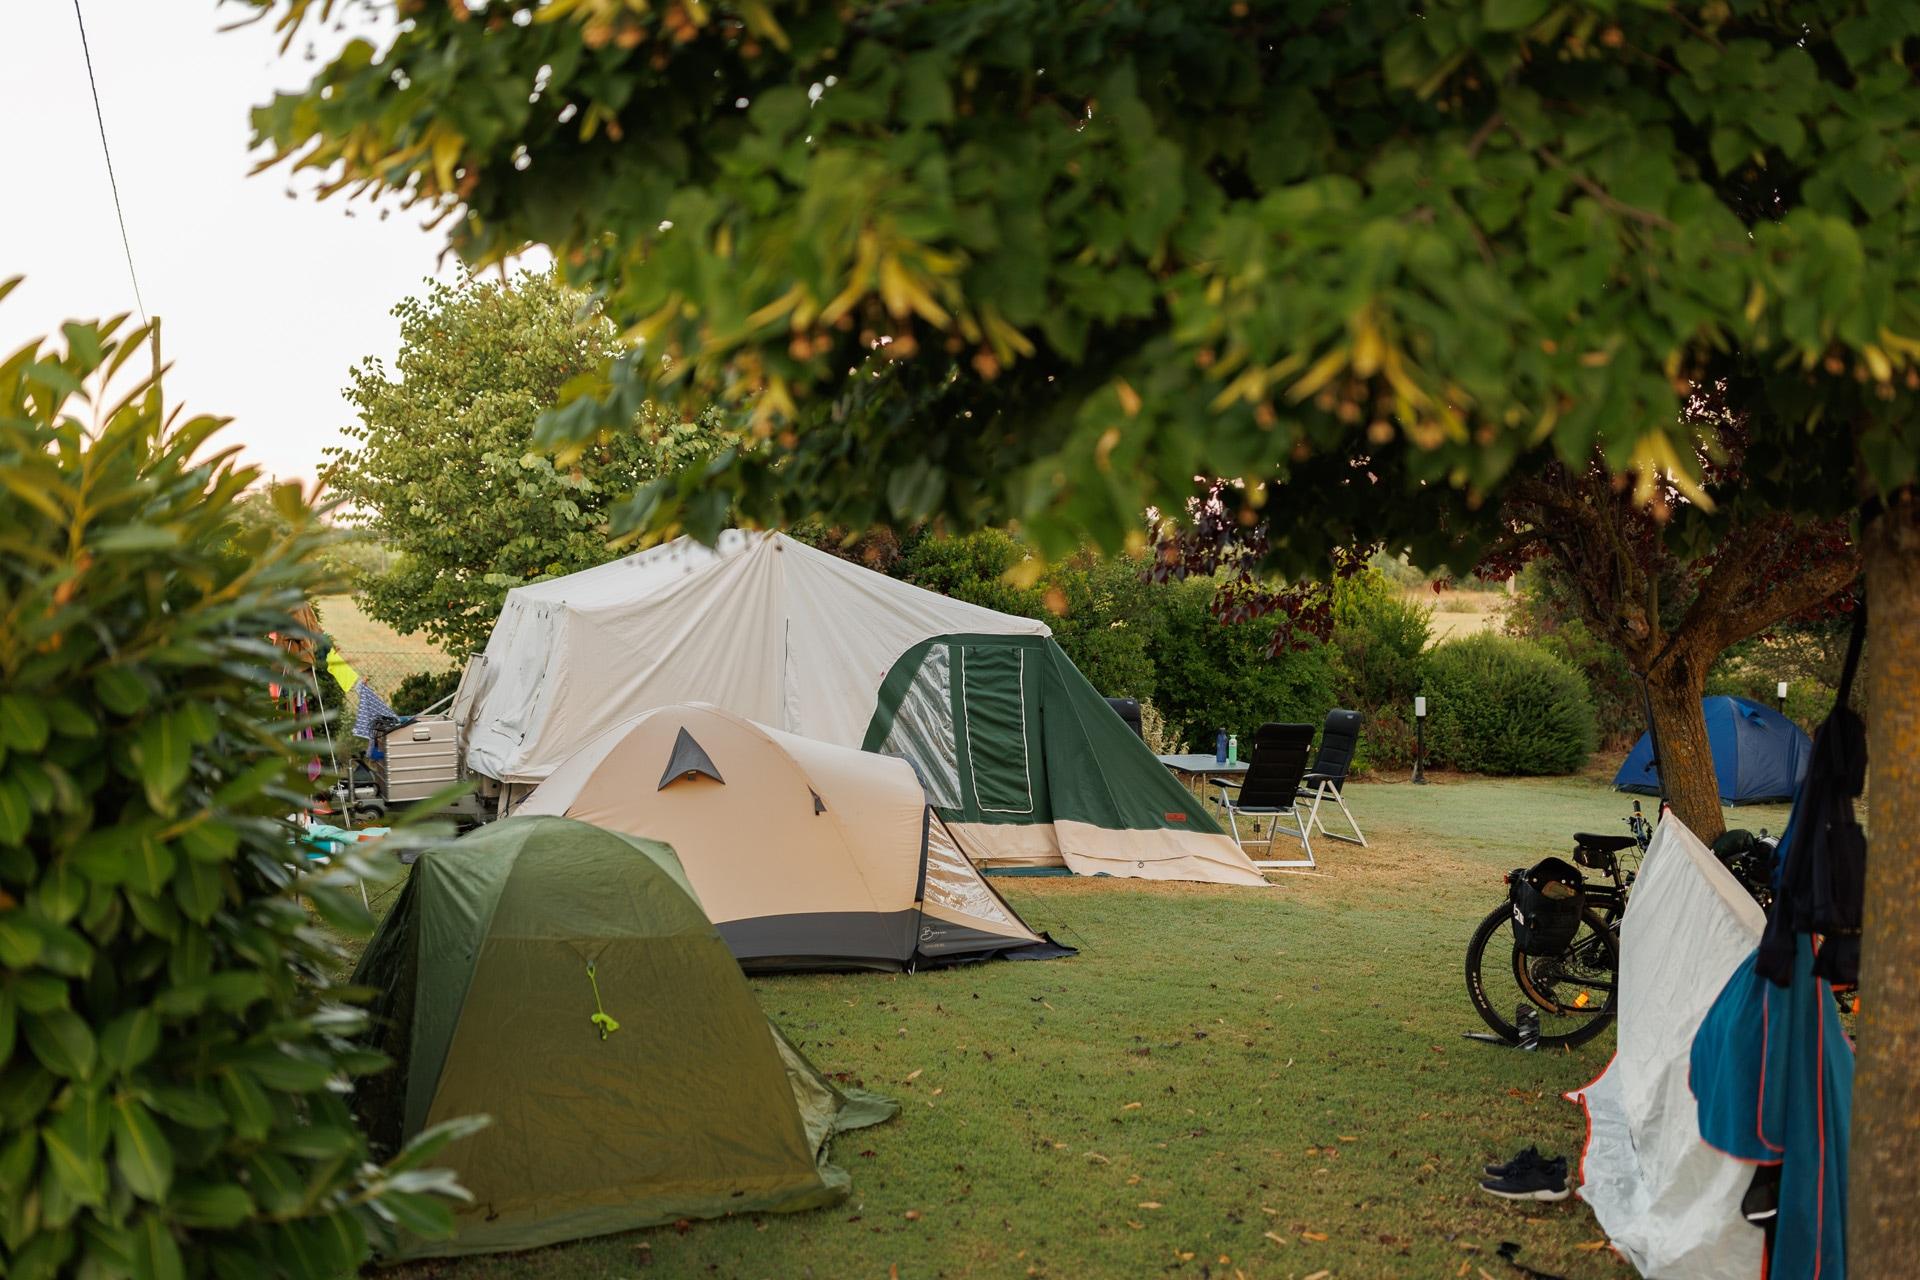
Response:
[352,816,895,1259]
[864,634,1268,885]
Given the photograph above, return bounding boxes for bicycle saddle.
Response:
[1573,833,1638,853]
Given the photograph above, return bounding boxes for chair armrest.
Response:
[1213,777,1245,791]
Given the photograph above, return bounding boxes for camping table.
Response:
[1157,754,1249,799]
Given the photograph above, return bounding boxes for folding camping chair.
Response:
[1212,722,1317,870]
[1299,708,1367,848]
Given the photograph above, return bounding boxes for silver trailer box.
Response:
[376,715,460,803]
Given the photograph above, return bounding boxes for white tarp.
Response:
[457,532,1048,784]
[1567,817,1767,1280]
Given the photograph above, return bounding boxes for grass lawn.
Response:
[379,774,1790,1280]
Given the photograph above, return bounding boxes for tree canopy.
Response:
[251,0,1920,561]
[325,271,725,655]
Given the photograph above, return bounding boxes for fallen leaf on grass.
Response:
[1577,1240,1612,1251]
[903,1069,923,1083]
[1138,1201,1164,1210]
[1300,1231,1329,1242]
[1085,1152,1110,1164]
[903,1210,921,1221]
[1122,1102,1142,1111]
[1479,1268,1499,1280]
[1338,1135,1357,1142]
[1127,1220,1144,1231]
[1174,1250,1195,1262]
[1263,1231,1288,1247]
[1456,1261,1470,1277]
[1304,1271,1332,1280]
[1126,1174,1143,1186]
[1260,1206,1279,1217]
[931,1087,943,1097]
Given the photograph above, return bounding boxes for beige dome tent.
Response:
[518,703,1068,972]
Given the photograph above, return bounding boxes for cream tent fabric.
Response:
[1567,816,1767,1279]
[517,703,1063,971]
[457,532,1047,784]
[456,532,1266,887]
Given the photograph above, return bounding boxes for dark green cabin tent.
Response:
[352,816,894,1258]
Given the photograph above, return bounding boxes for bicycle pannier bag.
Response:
[1510,856,1585,955]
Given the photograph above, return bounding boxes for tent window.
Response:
[922,816,1019,927]
[880,645,961,808]
[961,646,1034,814]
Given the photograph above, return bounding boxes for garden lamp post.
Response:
[1777,680,1788,715]
[1412,696,1428,785]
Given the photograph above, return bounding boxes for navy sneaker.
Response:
[1484,1145,1544,1178]
[1480,1155,1570,1202]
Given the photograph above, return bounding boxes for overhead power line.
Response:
[71,0,148,325]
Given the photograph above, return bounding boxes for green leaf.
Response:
[99,1009,161,1074]
[91,524,182,553]
[242,1153,305,1216]
[0,777,30,845]
[1483,0,1549,33]
[25,1009,97,1079]
[267,1125,358,1159]
[0,911,46,966]
[144,1085,226,1130]
[111,1095,174,1202]
[0,694,51,752]
[218,1070,274,1142]
[7,1229,75,1280]
[373,1189,455,1240]
[43,697,97,740]
[388,1113,491,1172]
[131,714,194,812]
[17,916,92,978]
[0,985,14,1063]
[92,668,152,717]
[174,856,225,924]
[305,882,373,936]
[123,840,177,898]
[170,1181,253,1230]
[41,1092,110,1208]
[0,1127,38,1196]
[129,1213,184,1280]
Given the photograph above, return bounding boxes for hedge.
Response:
[1423,632,1597,775]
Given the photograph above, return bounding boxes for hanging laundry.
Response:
[352,679,403,742]
[325,645,361,699]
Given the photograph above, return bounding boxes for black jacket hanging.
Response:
[1755,602,1867,988]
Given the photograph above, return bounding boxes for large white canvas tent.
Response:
[517,703,1065,971]
[1567,817,1767,1279]
[454,532,1265,885]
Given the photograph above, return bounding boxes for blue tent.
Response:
[1614,695,1811,804]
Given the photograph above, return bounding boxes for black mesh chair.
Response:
[1299,709,1367,847]
[1211,722,1317,869]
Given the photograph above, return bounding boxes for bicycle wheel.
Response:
[1465,902,1619,1050]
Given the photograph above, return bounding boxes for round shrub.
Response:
[1424,633,1597,775]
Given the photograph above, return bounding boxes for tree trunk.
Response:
[1643,645,1727,843]
[1850,490,1920,1277]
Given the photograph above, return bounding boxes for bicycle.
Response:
[1463,801,1654,1050]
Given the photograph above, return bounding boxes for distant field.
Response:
[1412,588,1509,642]
[314,595,455,691]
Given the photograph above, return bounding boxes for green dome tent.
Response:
[352,816,895,1259]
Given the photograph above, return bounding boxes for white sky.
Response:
[0,1,541,486]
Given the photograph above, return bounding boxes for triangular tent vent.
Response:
[658,727,724,789]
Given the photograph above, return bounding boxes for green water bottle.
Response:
[1227,734,1238,765]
